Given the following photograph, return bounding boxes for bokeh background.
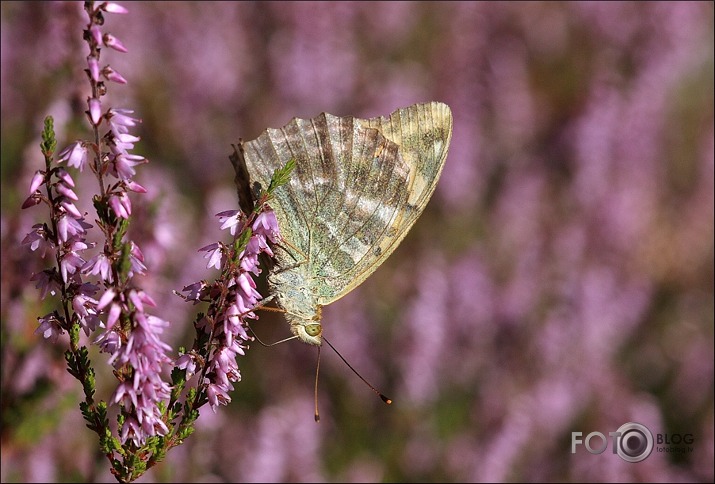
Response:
[1,1,713,482]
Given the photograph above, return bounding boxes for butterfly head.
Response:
[288,305,323,346]
[294,320,322,345]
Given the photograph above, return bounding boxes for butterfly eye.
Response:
[305,323,321,337]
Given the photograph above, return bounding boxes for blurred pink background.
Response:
[1,2,712,482]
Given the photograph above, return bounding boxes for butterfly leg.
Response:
[272,239,309,273]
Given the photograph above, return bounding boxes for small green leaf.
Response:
[40,116,57,158]
[117,242,132,282]
[267,158,295,194]
[233,227,252,255]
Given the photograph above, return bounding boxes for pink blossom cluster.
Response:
[23,159,97,340]
[179,208,281,412]
[97,288,172,446]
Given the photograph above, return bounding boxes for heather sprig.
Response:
[22,4,293,482]
[175,160,293,414]
[22,2,173,482]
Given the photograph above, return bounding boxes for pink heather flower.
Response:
[105,302,121,330]
[88,97,102,125]
[138,411,169,440]
[56,168,75,187]
[206,379,233,411]
[72,293,98,317]
[29,171,44,194]
[109,192,131,219]
[217,210,243,235]
[129,261,147,278]
[125,180,147,193]
[60,198,83,218]
[181,281,208,303]
[210,346,241,386]
[236,272,261,303]
[30,270,61,299]
[107,108,140,134]
[176,353,198,378]
[196,205,282,415]
[36,313,64,343]
[232,289,254,316]
[73,293,100,336]
[21,194,41,209]
[199,242,224,270]
[79,313,101,336]
[55,182,78,201]
[107,312,172,367]
[115,132,140,150]
[130,241,145,263]
[89,25,102,45]
[128,249,147,277]
[82,253,114,282]
[55,216,71,243]
[103,66,127,84]
[97,288,116,310]
[103,33,128,53]
[252,209,280,243]
[119,416,142,447]
[128,289,155,312]
[60,249,86,283]
[223,304,250,346]
[102,2,129,14]
[138,291,157,308]
[58,141,89,171]
[111,153,146,180]
[137,314,172,349]
[135,395,169,435]
[69,238,90,252]
[227,337,248,358]
[56,215,91,243]
[22,224,54,257]
[243,232,272,260]
[113,381,139,408]
[239,249,261,274]
[87,55,100,82]
[96,329,121,354]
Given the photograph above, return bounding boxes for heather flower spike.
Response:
[178,160,292,415]
[23,3,188,481]
[24,2,295,480]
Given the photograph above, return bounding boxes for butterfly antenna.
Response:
[314,345,322,422]
[323,336,392,405]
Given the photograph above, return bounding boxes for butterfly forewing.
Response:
[324,102,452,303]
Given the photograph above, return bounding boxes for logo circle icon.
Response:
[616,422,653,462]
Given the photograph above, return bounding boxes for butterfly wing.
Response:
[238,101,452,305]
[361,101,453,230]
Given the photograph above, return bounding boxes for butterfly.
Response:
[234,101,452,346]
